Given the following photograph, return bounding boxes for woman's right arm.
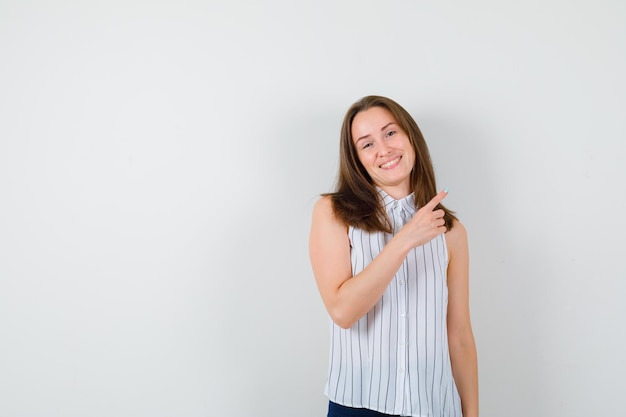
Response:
[309,192,448,329]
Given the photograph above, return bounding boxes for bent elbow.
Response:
[329,308,357,329]
[334,318,355,330]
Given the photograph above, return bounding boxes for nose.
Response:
[378,143,391,157]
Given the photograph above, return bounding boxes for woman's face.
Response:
[351,106,415,199]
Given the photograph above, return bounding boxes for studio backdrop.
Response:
[1,1,625,416]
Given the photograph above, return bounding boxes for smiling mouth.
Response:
[380,157,401,169]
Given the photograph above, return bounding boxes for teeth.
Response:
[380,157,400,169]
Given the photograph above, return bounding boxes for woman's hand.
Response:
[396,189,449,249]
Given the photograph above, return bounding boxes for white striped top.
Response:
[325,189,462,417]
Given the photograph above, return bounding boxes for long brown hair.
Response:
[325,95,457,233]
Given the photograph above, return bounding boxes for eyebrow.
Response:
[355,122,396,143]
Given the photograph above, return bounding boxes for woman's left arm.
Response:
[446,220,479,417]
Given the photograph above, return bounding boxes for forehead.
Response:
[351,106,398,140]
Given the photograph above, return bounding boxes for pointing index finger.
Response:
[426,188,449,210]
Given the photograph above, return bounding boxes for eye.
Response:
[362,142,373,150]
[386,130,397,138]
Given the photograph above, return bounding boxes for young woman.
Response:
[309,96,478,417]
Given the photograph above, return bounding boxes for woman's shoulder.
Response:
[312,195,342,225]
[313,195,333,214]
[311,195,349,240]
[447,219,467,238]
[445,219,468,256]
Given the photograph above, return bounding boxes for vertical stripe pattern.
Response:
[325,189,462,417]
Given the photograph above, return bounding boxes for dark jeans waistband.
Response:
[327,401,402,417]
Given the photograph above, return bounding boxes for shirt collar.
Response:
[377,187,416,215]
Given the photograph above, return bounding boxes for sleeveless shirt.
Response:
[325,189,462,417]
